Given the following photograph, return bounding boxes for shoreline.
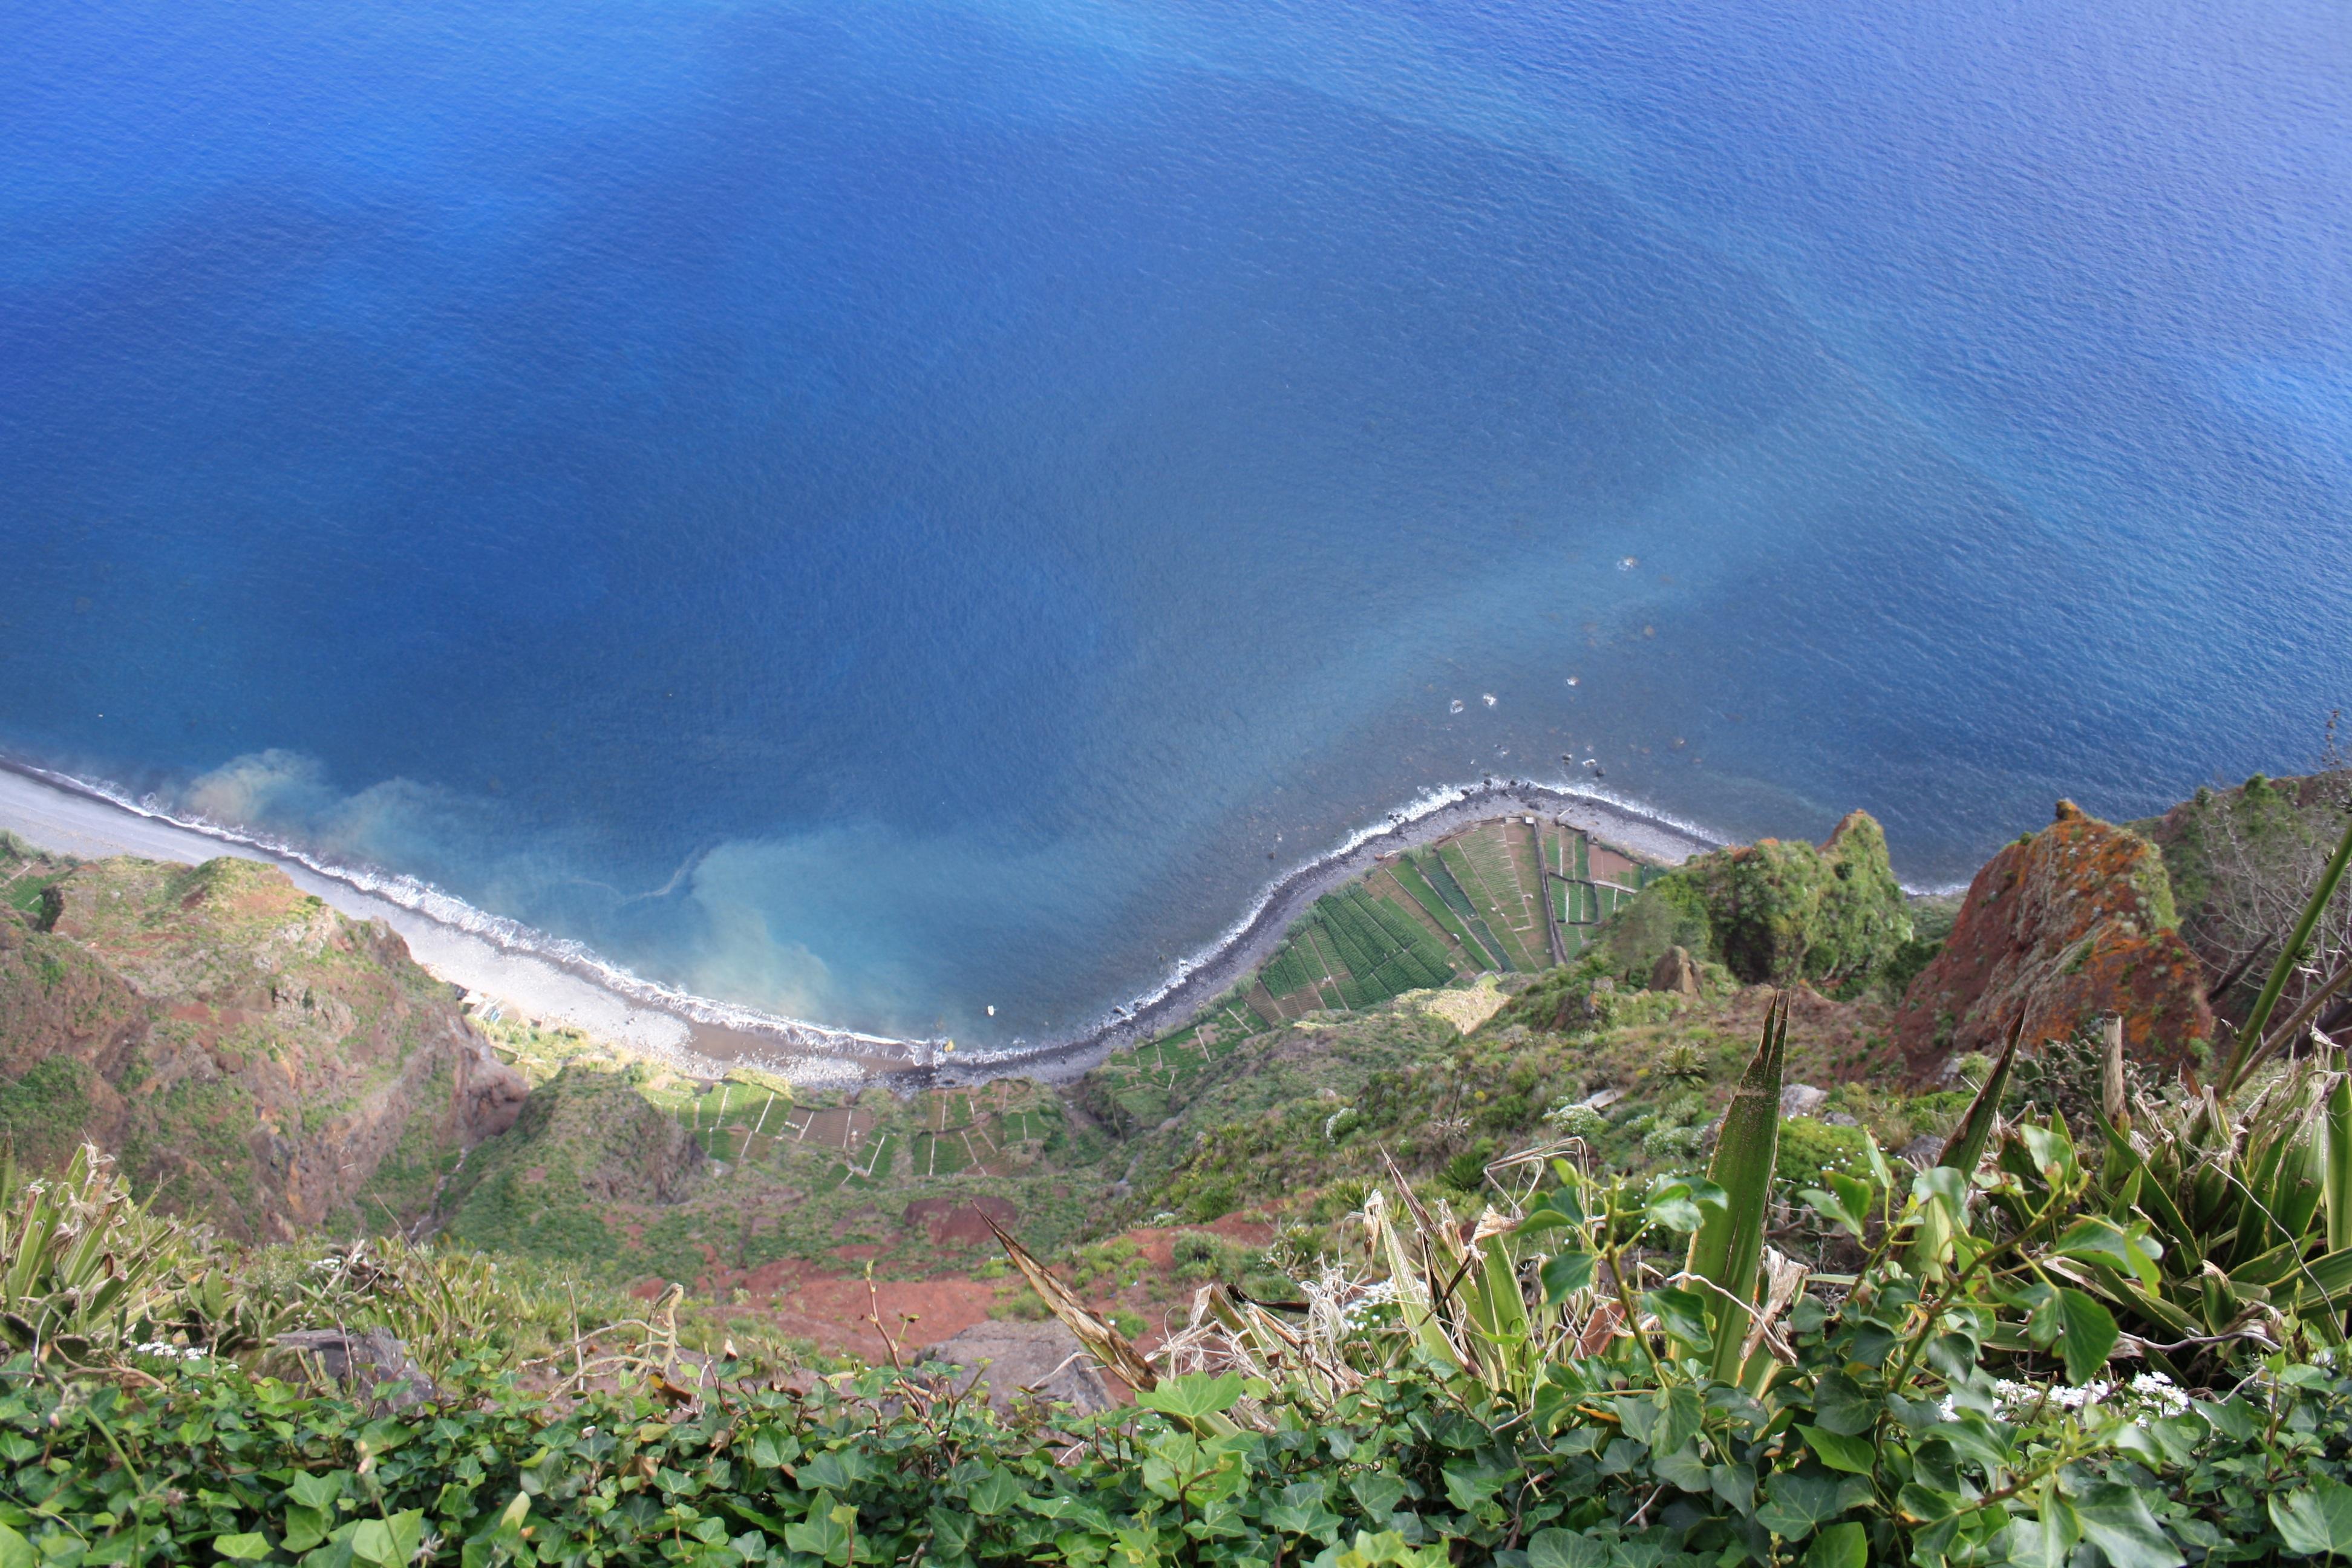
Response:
[937,780,1717,1083]
[0,756,1718,1088]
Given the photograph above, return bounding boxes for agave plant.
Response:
[2069,1063,2352,1376]
[2044,804,2352,1375]
[0,1145,190,1364]
[1682,993,1786,1383]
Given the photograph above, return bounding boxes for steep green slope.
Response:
[0,841,526,1241]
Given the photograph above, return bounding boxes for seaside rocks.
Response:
[1609,811,1912,988]
[918,1321,1113,1415]
[1895,801,2212,1083]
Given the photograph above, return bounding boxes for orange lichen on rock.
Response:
[1896,800,2210,1083]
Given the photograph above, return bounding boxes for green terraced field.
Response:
[1084,814,1669,1148]
[1253,883,1456,1015]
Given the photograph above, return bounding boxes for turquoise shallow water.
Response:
[2,0,2348,1046]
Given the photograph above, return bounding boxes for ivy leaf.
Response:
[1642,1287,1714,1356]
[1710,1462,1759,1517]
[2003,1498,2080,1568]
[1926,1410,2016,1471]
[1800,1188,1864,1241]
[2056,1289,2118,1384]
[1652,1385,1704,1458]
[2270,1477,2352,1559]
[1442,1466,1508,1512]
[1797,1424,1875,1475]
[798,1449,874,1491]
[1263,1480,1342,1541]
[288,1472,346,1510]
[1827,1172,1877,1225]
[1755,1469,1872,1543]
[1350,1474,1405,1520]
[0,1526,37,1568]
[783,1491,859,1568]
[1540,1250,1596,1302]
[1912,1165,1969,1221]
[1652,1443,1711,1493]
[1645,1180,1726,1235]
[2052,1217,2164,1292]
[1805,1521,1867,1568]
[927,1507,974,1558]
[1136,1371,1244,1424]
[966,1469,1024,1516]
[281,1505,331,1555]
[2071,1482,2183,1568]
[1525,1528,1609,1568]
[1809,1371,1878,1438]
[350,1520,399,1566]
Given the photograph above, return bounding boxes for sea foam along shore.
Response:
[0,758,1719,1089]
[942,777,1720,1084]
[0,759,892,1086]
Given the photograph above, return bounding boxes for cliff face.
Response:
[1894,802,2210,1082]
[439,1064,707,1264]
[1609,811,1912,987]
[0,852,525,1241]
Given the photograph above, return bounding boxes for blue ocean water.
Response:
[3,0,2348,1046]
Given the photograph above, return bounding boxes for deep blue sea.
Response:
[4,0,2348,1046]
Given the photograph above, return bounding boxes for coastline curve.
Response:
[0,755,1720,1088]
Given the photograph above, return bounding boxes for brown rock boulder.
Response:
[917,1320,1113,1414]
[1895,802,2210,1083]
[1648,945,1700,996]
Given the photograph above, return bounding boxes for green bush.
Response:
[1606,812,1912,987]
[1772,1114,1870,1198]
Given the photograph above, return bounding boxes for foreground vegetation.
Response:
[13,1018,2352,1566]
[5,780,2352,1564]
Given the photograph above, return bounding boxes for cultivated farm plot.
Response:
[1254,884,1455,1016]
[1370,864,1471,955]
[1099,815,1670,1131]
[1093,1011,1266,1124]
[1437,830,1543,971]
[820,1130,900,1191]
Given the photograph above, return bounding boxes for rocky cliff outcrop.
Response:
[1894,802,2210,1082]
[1608,810,1911,987]
[0,852,526,1241]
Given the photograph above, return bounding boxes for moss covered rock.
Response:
[1894,801,2209,1082]
[440,1063,706,1266]
[1607,812,1912,987]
